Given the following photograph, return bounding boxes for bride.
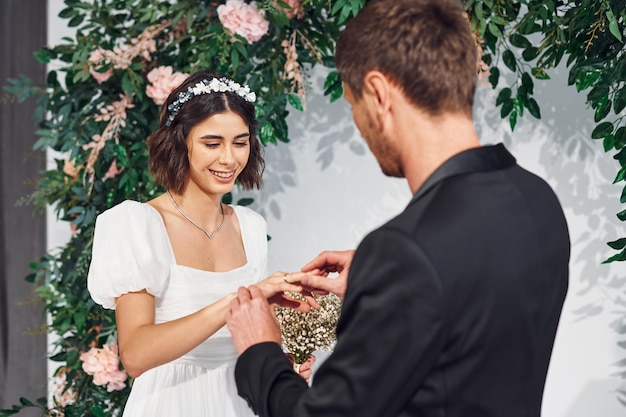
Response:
[88,70,315,417]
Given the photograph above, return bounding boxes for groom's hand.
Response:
[226,286,282,354]
[300,250,354,300]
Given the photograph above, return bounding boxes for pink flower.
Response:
[50,367,77,409]
[63,158,81,180]
[103,159,124,180]
[88,50,114,84]
[217,0,270,44]
[79,342,127,392]
[146,66,189,105]
[275,0,304,19]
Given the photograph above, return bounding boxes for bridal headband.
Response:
[165,77,257,126]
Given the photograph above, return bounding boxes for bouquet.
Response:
[275,292,342,367]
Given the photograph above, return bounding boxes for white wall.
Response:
[47,1,625,415]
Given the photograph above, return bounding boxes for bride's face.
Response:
[185,110,251,196]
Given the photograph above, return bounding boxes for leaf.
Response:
[330,0,346,16]
[509,110,518,131]
[25,273,36,284]
[222,193,233,205]
[91,404,106,417]
[613,146,626,165]
[259,122,276,146]
[18,398,33,407]
[614,87,626,114]
[496,87,512,106]
[475,2,483,21]
[606,9,623,42]
[513,96,524,117]
[604,135,615,152]
[521,72,534,94]
[270,6,291,26]
[231,47,240,68]
[287,94,303,111]
[502,49,517,72]
[587,83,610,103]
[337,3,352,25]
[602,249,626,263]
[33,48,54,64]
[517,83,528,102]
[236,198,254,206]
[526,98,541,119]
[488,66,500,87]
[509,34,531,49]
[615,127,626,150]
[67,14,84,27]
[608,238,626,250]
[66,349,80,367]
[234,41,248,59]
[488,22,503,39]
[329,85,343,103]
[121,73,133,98]
[594,97,612,122]
[575,70,601,92]
[519,21,541,35]
[614,166,626,183]
[617,209,626,221]
[74,310,86,332]
[58,7,76,18]
[500,98,514,118]
[591,121,613,139]
[531,67,550,80]
[323,71,341,93]
[522,46,538,61]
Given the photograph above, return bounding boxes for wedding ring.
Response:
[283,273,289,283]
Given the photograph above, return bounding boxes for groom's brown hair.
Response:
[335,0,478,117]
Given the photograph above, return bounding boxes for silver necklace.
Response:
[167,191,225,239]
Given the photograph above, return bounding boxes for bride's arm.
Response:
[115,289,236,378]
[116,273,309,378]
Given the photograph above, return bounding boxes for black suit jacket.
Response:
[235,144,570,417]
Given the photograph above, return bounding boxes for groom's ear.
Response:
[362,71,391,130]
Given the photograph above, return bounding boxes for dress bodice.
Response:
[88,200,269,368]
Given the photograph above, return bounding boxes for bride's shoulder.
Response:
[231,205,265,225]
[97,199,160,223]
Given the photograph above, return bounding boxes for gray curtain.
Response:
[0,1,48,414]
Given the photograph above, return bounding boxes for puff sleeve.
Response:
[87,200,172,310]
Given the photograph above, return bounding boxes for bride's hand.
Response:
[286,353,316,384]
[252,271,320,312]
[296,354,316,384]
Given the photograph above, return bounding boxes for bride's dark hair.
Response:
[147,70,264,193]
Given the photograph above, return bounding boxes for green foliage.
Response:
[1,1,364,415]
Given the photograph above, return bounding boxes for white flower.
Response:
[275,293,342,364]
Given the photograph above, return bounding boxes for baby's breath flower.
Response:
[275,292,341,364]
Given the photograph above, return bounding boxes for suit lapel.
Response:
[409,143,516,205]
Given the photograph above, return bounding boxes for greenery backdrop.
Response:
[1,0,624,415]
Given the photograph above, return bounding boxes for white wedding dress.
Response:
[87,200,267,417]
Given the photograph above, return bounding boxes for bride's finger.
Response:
[302,291,320,309]
[281,271,309,284]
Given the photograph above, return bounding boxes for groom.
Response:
[226,0,570,416]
